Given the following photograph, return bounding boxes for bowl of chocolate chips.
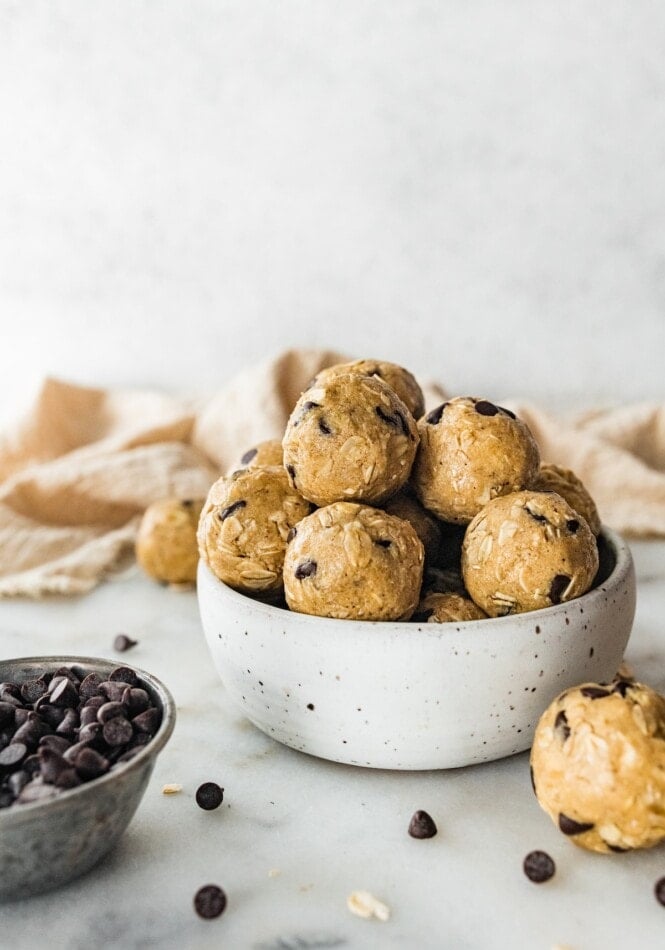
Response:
[0,656,175,901]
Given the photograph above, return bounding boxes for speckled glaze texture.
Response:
[0,657,175,902]
[198,528,635,770]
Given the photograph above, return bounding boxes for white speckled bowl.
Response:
[198,528,635,769]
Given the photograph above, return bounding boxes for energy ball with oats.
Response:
[413,591,487,623]
[461,490,598,617]
[412,397,540,524]
[310,359,425,420]
[198,466,311,596]
[533,463,601,536]
[282,374,419,508]
[384,489,441,564]
[284,502,424,621]
[136,498,204,584]
[228,438,283,474]
[531,680,665,853]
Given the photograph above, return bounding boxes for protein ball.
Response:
[284,502,424,621]
[384,489,442,565]
[461,490,599,616]
[531,680,665,853]
[310,359,425,420]
[282,374,419,507]
[198,467,311,597]
[412,397,540,524]
[533,463,601,536]
[412,591,487,623]
[136,498,205,584]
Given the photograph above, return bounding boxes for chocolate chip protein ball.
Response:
[531,680,665,853]
[533,463,601,536]
[282,374,419,508]
[412,397,540,524]
[461,490,599,616]
[413,591,487,623]
[136,498,204,584]
[198,467,311,596]
[384,489,441,564]
[228,438,283,474]
[310,359,425,420]
[283,502,424,621]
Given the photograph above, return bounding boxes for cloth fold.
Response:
[0,349,663,598]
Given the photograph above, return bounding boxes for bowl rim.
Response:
[0,655,176,824]
[198,525,633,635]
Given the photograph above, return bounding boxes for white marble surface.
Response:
[1,1,664,425]
[0,540,664,949]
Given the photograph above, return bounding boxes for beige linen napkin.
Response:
[0,349,663,598]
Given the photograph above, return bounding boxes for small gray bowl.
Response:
[0,655,176,902]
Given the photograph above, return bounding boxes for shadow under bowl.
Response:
[198,528,635,770]
[0,656,176,902]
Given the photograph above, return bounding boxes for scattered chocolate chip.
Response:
[194,884,227,920]
[474,400,499,416]
[219,500,246,521]
[654,877,665,907]
[559,813,594,836]
[196,782,224,810]
[425,403,447,424]
[554,710,570,742]
[113,634,138,653]
[566,519,580,534]
[549,575,570,605]
[39,735,71,755]
[295,560,317,579]
[408,810,437,839]
[306,703,315,711]
[580,686,611,700]
[286,527,297,543]
[523,850,555,883]
[56,708,79,737]
[79,673,103,701]
[39,747,69,784]
[240,447,258,465]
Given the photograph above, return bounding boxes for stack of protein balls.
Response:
[196,359,601,623]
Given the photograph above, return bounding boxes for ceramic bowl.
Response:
[198,528,635,770]
[0,656,176,902]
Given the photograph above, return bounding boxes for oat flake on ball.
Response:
[531,680,665,853]
[283,502,424,621]
[282,374,419,508]
[411,396,540,524]
[461,490,598,616]
[197,466,311,596]
[310,358,425,420]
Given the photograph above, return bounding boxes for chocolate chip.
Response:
[39,747,69,784]
[113,634,138,653]
[194,884,227,919]
[612,680,632,697]
[654,877,665,906]
[0,742,27,768]
[240,447,258,465]
[77,723,103,746]
[302,400,320,412]
[97,702,126,724]
[608,844,629,853]
[12,719,44,750]
[499,406,516,420]
[318,418,332,435]
[425,403,447,425]
[525,506,549,525]
[554,710,570,742]
[375,539,391,548]
[549,574,570,605]
[109,666,139,688]
[286,527,297,543]
[286,464,297,485]
[0,683,22,704]
[49,678,79,708]
[474,400,499,416]
[39,735,72,754]
[295,560,317,579]
[75,747,110,781]
[122,687,150,716]
[219,500,246,521]
[99,681,131,702]
[20,679,48,704]
[411,609,434,623]
[375,405,411,438]
[523,850,555,883]
[196,782,224,810]
[79,673,103,701]
[408,810,437,839]
[558,813,594,836]
[580,686,611,700]
[102,717,133,747]
[37,703,66,729]
[132,707,161,735]
[566,519,580,533]
[56,708,79,737]
[529,766,536,795]
[0,702,16,728]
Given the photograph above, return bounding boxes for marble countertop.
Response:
[1,540,665,950]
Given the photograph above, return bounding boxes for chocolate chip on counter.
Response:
[425,403,447,425]
[240,447,258,465]
[295,560,317,579]
[655,877,665,907]
[408,810,438,839]
[558,813,594,836]
[549,575,570,605]
[566,519,580,534]
[109,666,139,688]
[196,782,224,811]
[113,634,138,653]
[0,742,27,768]
[474,400,499,416]
[554,711,570,742]
[194,884,227,920]
[102,717,133,747]
[219,500,246,521]
[523,850,555,883]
